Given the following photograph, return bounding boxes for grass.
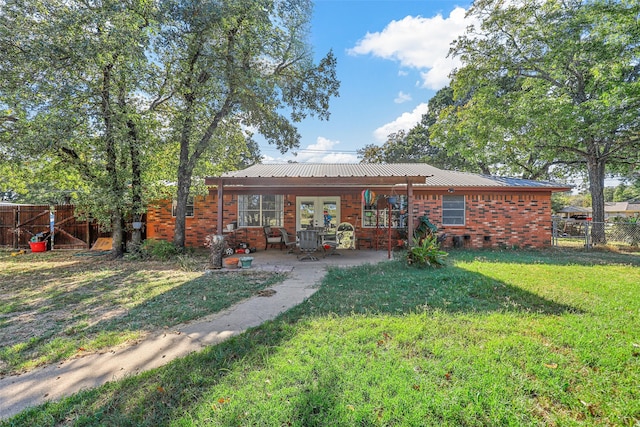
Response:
[3,248,640,426]
[0,250,286,376]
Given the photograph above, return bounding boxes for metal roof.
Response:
[221,163,442,178]
[220,163,570,189]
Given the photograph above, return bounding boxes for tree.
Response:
[1,0,338,253]
[434,0,640,243]
[359,87,482,172]
[153,0,339,248]
[0,0,158,256]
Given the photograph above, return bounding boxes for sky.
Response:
[260,0,475,164]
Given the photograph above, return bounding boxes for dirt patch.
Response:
[0,250,284,376]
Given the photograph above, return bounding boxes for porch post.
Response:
[217,178,224,234]
[407,180,414,244]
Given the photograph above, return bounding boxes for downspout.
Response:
[217,178,224,234]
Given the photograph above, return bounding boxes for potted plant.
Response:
[224,257,239,269]
[239,256,253,268]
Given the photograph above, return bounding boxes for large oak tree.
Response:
[433,0,640,243]
[1,0,157,255]
[154,0,339,248]
[1,0,339,252]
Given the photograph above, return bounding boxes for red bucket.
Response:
[29,241,47,252]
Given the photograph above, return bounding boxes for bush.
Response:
[610,216,640,246]
[140,239,180,260]
[405,235,448,267]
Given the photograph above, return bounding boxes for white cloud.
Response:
[262,136,359,163]
[394,91,412,104]
[348,7,474,89]
[373,103,429,143]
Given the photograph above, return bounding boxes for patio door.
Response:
[296,197,339,230]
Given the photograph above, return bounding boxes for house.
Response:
[146,163,571,250]
[557,202,640,221]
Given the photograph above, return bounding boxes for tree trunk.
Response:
[128,119,143,249]
[207,234,225,269]
[587,151,607,245]
[111,210,125,257]
[101,63,125,257]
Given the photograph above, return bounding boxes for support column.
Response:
[217,179,224,235]
[407,180,414,244]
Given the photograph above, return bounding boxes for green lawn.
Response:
[3,249,640,426]
[0,250,286,376]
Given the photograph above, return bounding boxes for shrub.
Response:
[405,235,448,267]
[140,239,180,260]
[610,216,640,246]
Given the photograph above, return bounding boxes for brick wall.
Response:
[409,191,552,249]
[146,190,553,250]
[147,195,218,248]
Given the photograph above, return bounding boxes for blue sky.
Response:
[260,0,474,163]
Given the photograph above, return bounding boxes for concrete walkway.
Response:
[0,249,391,420]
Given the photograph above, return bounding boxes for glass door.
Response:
[296,197,339,231]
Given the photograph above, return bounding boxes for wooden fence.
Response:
[0,205,99,249]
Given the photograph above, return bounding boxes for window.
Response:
[238,195,284,227]
[362,195,408,228]
[172,197,194,217]
[442,195,465,225]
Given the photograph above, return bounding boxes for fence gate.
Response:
[0,205,97,250]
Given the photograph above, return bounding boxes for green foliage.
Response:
[1,0,341,251]
[405,235,448,267]
[612,182,640,202]
[551,192,571,213]
[139,239,181,261]
[432,0,640,231]
[610,216,640,246]
[358,86,480,172]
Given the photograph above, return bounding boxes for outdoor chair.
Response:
[296,229,320,261]
[320,231,339,256]
[336,222,356,250]
[263,226,283,250]
[277,227,297,253]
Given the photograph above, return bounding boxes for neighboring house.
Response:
[146,163,570,250]
[604,202,640,219]
[557,203,640,220]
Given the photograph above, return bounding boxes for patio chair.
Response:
[263,226,283,250]
[277,228,297,254]
[336,222,356,250]
[296,229,320,261]
[320,230,339,256]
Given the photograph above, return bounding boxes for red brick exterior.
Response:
[147,189,553,250]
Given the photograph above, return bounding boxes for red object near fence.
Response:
[29,241,47,252]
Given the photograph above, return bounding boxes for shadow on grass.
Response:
[1,261,285,377]
[290,259,582,318]
[5,256,586,426]
[8,322,299,426]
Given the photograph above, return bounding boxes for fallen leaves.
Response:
[211,397,231,411]
[257,289,277,297]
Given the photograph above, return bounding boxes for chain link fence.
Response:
[552,218,640,249]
